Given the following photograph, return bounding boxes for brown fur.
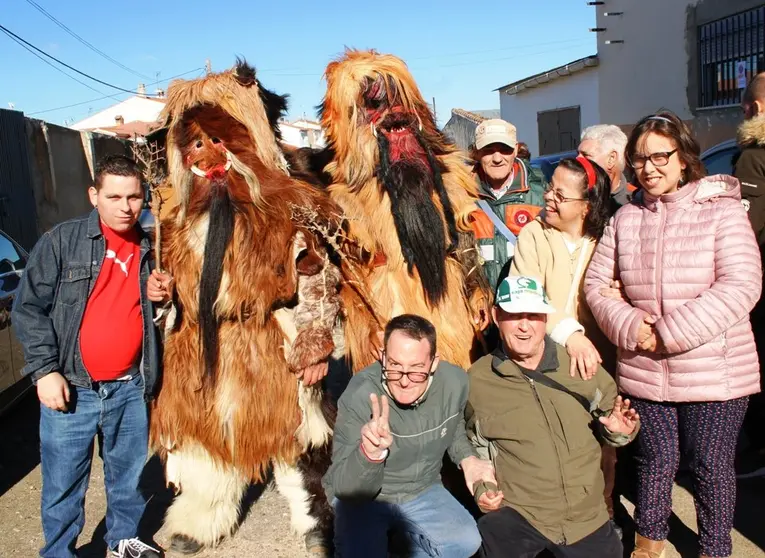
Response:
[150,65,342,484]
[321,50,490,370]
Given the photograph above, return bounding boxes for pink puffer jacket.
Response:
[584,175,762,402]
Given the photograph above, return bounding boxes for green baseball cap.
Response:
[495,276,556,315]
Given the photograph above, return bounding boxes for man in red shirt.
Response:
[13,155,168,558]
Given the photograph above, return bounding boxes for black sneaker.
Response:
[109,538,160,558]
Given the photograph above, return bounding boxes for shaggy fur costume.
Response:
[150,61,339,553]
[319,49,491,370]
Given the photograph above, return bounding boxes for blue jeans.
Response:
[334,484,482,558]
[39,376,149,558]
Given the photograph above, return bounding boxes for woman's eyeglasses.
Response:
[544,184,586,205]
[630,149,678,169]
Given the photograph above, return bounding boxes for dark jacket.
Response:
[323,361,476,504]
[736,116,765,248]
[471,159,547,290]
[466,339,638,545]
[735,115,765,331]
[11,210,160,397]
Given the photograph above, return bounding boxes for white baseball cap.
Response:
[475,119,517,150]
[495,276,556,315]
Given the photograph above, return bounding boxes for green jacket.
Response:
[472,159,547,291]
[323,361,476,503]
[466,338,637,545]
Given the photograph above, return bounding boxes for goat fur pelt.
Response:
[319,49,491,370]
[150,60,342,486]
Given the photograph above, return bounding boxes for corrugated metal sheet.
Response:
[0,109,40,250]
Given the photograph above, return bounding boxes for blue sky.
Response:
[1,0,596,127]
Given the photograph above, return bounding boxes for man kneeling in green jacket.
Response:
[324,314,497,557]
[467,276,640,558]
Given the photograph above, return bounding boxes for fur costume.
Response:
[149,61,340,554]
[319,50,491,370]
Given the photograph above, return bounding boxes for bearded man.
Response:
[149,61,342,556]
[319,49,492,371]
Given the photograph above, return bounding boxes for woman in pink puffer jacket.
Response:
[584,112,762,558]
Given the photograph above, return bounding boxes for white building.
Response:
[495,0,764,155]
[71,94,166,134]
[497,55,599,158]
[279,118,325,148]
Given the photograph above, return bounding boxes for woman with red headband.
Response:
[510,155,622,536]
[584,111,762,558]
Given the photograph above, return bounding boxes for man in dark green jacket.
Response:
[470,119,547,291]
[466,276,639,557]
[324,314,497,558]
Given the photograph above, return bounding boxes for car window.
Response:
[703,147,738,177]
[0,235,24,275]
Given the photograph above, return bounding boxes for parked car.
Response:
[529,150,578,182]
[0,230,31,416]
[701,139,739,177]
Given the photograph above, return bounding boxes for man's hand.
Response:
[599,396,639,436]
[461,456,503,512]
[296,361,328,387]
[360,393,393,461]
[37,372,70,411]
[566,332,602,380]
[147,269,173,304]
[600,279,627,302]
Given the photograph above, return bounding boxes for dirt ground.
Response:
[1,394,764,558]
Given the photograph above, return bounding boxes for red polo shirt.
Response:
[79,223,143,381]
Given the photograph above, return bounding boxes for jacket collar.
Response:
[640,175,741,212]
[479,159,530,199]
[738,115,765,148]
[491,336,559,377]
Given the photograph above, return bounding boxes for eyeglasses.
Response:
[382,355,434,384]
[630,149,678,169]
[544,184,586,205]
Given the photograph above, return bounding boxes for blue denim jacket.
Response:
[11,209,161,398]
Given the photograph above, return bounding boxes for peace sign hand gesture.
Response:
[360,393,393,462]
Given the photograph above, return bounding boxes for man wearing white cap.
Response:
[465,276,639,558]
[470,120,547,291]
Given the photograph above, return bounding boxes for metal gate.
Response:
[0,109,41,251]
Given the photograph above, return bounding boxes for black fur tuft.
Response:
[258,85,289,141]
[419,134,458,252]
[233,57,257,86]
[198,183,235,384]
[284,146,336,187]
[377,133,448,307]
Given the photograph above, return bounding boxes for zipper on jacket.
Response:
[525,375,568,542]
[654,202,670,401]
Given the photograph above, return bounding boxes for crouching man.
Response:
[324,314,495,558]
[467,277,639,558]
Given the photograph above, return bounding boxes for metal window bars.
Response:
[699,5,765,108]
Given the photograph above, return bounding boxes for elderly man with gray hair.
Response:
[578,125,635,211]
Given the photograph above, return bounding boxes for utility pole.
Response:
[432,97,437,121]
[205,59,212,75]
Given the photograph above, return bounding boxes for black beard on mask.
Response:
[198,180,235,385]
[377,132,458,307]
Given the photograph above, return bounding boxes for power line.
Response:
[1,26,123,103]
[0,23,159,95]
[22,0,151,80]
[27,67,204,115]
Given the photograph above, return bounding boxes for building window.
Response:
[699,5,765,108]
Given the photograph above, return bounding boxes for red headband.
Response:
[575,155,597,190]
